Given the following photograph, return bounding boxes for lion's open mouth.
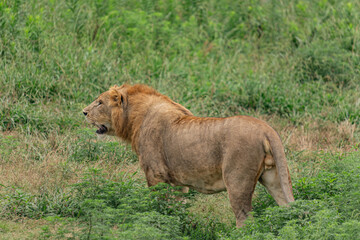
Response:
[96,125,108,134]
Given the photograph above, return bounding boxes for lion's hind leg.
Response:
[223,165,261,228]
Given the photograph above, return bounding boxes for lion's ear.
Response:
[109,86,126,108]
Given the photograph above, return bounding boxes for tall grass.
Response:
[1,0,360,133]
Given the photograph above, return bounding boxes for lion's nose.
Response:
[83,111,88,116]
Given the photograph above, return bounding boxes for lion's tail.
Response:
[265,132,295,204]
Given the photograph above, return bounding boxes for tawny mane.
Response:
[109,84,192,152]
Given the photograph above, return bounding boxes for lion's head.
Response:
[83,84,193,149]
[82,84,130,137]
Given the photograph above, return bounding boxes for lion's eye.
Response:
[98,100,103,106]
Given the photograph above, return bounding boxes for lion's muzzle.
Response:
[96,125,108,134]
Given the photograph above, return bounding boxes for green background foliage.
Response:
[1,0,360,133]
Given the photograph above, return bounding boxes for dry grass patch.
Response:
[283,120,357,152]
[0,155,80,194]
[259,116,359,152]
[0,218,49,240]
[0,131,143,196]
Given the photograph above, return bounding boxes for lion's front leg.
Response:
[139,155,169,187]
[143,165,166,187]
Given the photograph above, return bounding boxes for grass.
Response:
[0,218,50,240]
[1,0,360,239]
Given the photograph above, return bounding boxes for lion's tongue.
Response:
[96,125,108,134]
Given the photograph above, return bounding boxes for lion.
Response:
[82,84,295,227]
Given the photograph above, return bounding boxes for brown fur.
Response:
[83,84,295,227]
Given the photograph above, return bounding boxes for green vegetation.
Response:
[1,0,359,239]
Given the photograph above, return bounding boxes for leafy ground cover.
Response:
[1,0,360,239]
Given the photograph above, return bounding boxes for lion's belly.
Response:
[163,125,227,193]
[170,168,226,194]
[190,178,226,194]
